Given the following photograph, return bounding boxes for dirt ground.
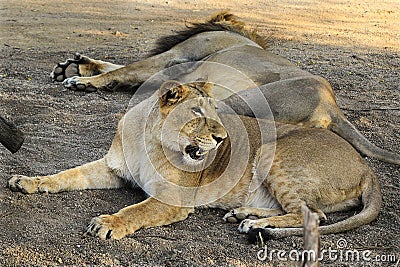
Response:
[0,0,399,266]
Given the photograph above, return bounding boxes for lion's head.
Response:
[154,80,227,165]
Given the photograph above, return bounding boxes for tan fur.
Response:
[9,82,381,240]
[51,12,399,165]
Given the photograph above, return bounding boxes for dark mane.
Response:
[150,11,268,56]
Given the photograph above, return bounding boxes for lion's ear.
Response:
[159,80,189,114]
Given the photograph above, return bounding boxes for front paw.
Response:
[8,175,41,194]
[8,175,57,194]
[87,215,129,240]
[223,209,259,223]
[63,76,97,92]
[238,218,255,233]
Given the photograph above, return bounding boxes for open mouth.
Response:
[184,145,206,160]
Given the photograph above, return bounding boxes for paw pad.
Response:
[50,53,86,82]
[62,76,97,92]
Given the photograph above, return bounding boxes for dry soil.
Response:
[0,0,399,266]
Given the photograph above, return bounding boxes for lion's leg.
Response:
[86,197,193,239]
[61,50,182,92]
[51,53,124,84]
[8,158,125,194]
[236,141,328,234]
[238,213,304,233]
[59,31,256,92]
[237,205,326,233]
[223,207,284,223]
[222,76,335,127]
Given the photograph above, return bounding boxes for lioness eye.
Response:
[191,107,203,116]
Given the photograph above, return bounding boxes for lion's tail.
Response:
[257,171,381,239]
[330,115,400,165]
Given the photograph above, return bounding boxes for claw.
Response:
[86,215,127,240]
[106,230,112,239]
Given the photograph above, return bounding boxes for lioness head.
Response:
[157,80,227,164]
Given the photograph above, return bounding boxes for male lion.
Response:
[9,81,381,240]
[49,12,399,165]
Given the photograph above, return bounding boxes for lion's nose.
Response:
[212,134,225,145]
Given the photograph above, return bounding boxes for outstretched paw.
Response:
[86,215,128,240]
[223,209,259,223]
[238,218,276,234]
[8,175,42,194]
[238,218,256,233]
[63,76,98,92]
[50,53,89,82]
[238,219,276,244]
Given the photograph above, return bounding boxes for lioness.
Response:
[50,12,399,165]
[9,81,381,240]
